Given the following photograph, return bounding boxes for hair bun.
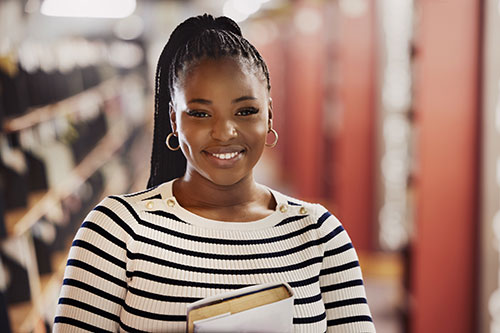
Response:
[164,14,242,62]
[211,15,242,36]
[189,13,242,37]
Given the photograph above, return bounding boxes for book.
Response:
[186,282,295,333]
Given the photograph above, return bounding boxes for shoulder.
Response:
[118,183,165,206]
[84,183,165,227]
[74,184,168,245]
[109,182,166,208]
[272,188,342,228]
[278,193,353,249]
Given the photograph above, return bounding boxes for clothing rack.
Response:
[5,75,138,237]
[0,37,151,332]
[2,77,120,134]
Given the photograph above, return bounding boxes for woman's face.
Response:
[170,57,272,186]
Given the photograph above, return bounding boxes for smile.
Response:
[203,148,245,167]
[211,151,241,160]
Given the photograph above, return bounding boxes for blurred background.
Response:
[0,0,498,332]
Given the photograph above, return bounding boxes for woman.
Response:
[54,14,375,332]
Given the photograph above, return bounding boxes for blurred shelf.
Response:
[5,118,148,332]
[2,77,121,133]
[4,191,46,236]
[9,248,68,333]
[3,73,144,237]
[4,117,131,238]
[11,162,149,333]
[358,251,403,280]
[8,301,32,332]
[2,72,149,332]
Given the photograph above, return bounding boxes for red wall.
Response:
[284,2,327,200]
[333,0,376,251]
[411,0,481,332]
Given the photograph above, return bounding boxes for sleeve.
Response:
[53,196,132,332]
[316,205,376,332]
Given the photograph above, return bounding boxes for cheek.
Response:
[178,128,203,150]
[246,122,268,147]
[176,124,201,154]
[177,115,208,144]
[255,117,270,137]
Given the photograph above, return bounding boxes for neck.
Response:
[173,171,262,209]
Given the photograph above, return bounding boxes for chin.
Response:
[207,175,244,187]
[201,170,250,187]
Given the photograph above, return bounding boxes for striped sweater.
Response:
[54,180,375,332]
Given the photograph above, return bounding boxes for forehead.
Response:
[175,57,267,100]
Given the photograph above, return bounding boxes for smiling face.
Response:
[170,57,272,186]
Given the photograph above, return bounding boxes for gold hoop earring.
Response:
[166,132,180,151]
[265,128,278,148]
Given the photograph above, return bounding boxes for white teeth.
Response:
[211,151,240,160]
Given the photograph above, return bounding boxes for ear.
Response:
[169,102,177,133]
[267,97,274,129]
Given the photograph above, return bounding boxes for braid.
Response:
[147,14,271,188]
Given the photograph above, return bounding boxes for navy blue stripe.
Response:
[146,210,189,224]
[317,211,332,225]
[320,225,345,246]
[119,320,150,333]
[293,312,326,324]
[72,240,126,269]
[320,261,360,276]
[94,205,137,239]
[123,186,159,197]
[287,201,302,206]
[109,195,146,224]
[294,293,322,305]
[126,270,251,289]
[54,316,114,332]
[138,213,317,245]
[274,214,308,227]
[63,278,124,306]
[122,302,186,322]
[289,275,319,288]
[128,286,201,304]
[126,270,318,290]
[325,297,367,309]
[327,315,373,326]
[324,243,353,257]
[58,297,119,322]
[320,279,364,293]
[81,221,126,249]
[66,259,127,288]
[93,205,335,260]
[141,194,162,201]
[127,250,323,275]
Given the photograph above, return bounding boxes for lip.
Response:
[203,146,245,168]
[204,146,245,154]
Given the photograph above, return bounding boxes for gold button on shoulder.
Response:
[166,199,175,207]
[146,201,154,209]
[299,207,307,214]
[279,204,288,213]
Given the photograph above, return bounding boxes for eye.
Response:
[236,107,259,116]
[186,110,210,118]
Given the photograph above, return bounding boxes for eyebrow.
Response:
[232,96,257,103]
[187,98,211,105]
[187,96,257,105]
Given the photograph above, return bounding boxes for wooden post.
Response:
[411,0,481,332]
[332,0,376,251]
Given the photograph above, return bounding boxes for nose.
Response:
[211,117,237,142]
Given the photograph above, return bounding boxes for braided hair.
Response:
[147,14,271,188]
